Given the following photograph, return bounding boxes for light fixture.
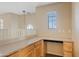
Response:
[22,10,26,29]
[27,24,34,30]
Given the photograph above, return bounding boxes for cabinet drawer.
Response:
[63,42,72,47]
[63,42,73,57]
[63,42,72,51]
[64,47,72,51]
[64,51,72,57]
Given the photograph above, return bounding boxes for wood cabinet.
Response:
[8,40,43,57]
[34,40,42,57]
[8,44,34,57]
[7,51,19,57]
[18,44,34,57]
[63,42,73,57]
[43,40,73,57]
[7,40,73,57]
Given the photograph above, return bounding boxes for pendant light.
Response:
[22,10,26,29]
[22,10,36,36]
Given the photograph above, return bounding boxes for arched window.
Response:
[26,24,33,30]
[26,24,34,34]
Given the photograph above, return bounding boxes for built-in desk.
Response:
[0,37,73,57]
[44,39,73,57]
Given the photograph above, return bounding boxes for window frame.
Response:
[48,11,57,29]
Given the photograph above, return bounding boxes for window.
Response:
[26,24,34,34]
[48,11,56,29]
[26,24,34,30]
[0,19,3,29]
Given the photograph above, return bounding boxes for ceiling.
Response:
[0,2,53,15]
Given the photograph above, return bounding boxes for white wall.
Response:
[22,3,72,39]
[72,3,79,56]
[35,3,72,39]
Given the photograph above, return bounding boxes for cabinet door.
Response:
[63,42,73,57]
[19,44,34,57]
[34,40,42,57]
[9,44,34,57]
[8,40,44,57]
[24,49,34,57]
